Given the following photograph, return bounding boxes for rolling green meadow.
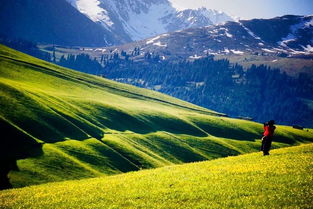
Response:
[0,44,313,207]
[1,144,312,208]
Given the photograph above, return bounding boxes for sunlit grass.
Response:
[1,144,312,208]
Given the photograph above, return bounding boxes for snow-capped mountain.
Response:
[105,15,313,59]
[66,0,233,42]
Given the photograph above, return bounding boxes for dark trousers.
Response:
[261,136,272,155]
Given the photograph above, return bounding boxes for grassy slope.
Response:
[0,44,312,188]
[215,54,313,77]
[1,144,312,208]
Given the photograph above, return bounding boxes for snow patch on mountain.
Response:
[278,16,313,48]
[303,45,313,52]
[262,48,276,53]
[225,31,233,38]
[239,21,263,42]
[146,34,169,44]
[305,19,313,27]
[218,28,233,38]
[230,49,244,55]
[123,3,173,40]
[153,41,167,47]
[68,0,113,28]
[279,34,297,48]
[189,54,203,59]
[304,15,313,28]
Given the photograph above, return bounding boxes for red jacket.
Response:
[263,125,275,137]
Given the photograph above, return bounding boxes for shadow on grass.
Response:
[192,120,260,141]
[51,109,104,140]
[77,104,207,137]
[0,118,43,190]
[0,82,90,143]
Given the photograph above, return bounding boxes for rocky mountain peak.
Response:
[66,0,234,43]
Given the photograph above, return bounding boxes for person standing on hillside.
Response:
[261,120,276,156]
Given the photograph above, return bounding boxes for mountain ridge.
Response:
[103,14,313,59]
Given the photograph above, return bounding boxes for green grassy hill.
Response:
[0,44,312,189]
[1,144,312,208]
